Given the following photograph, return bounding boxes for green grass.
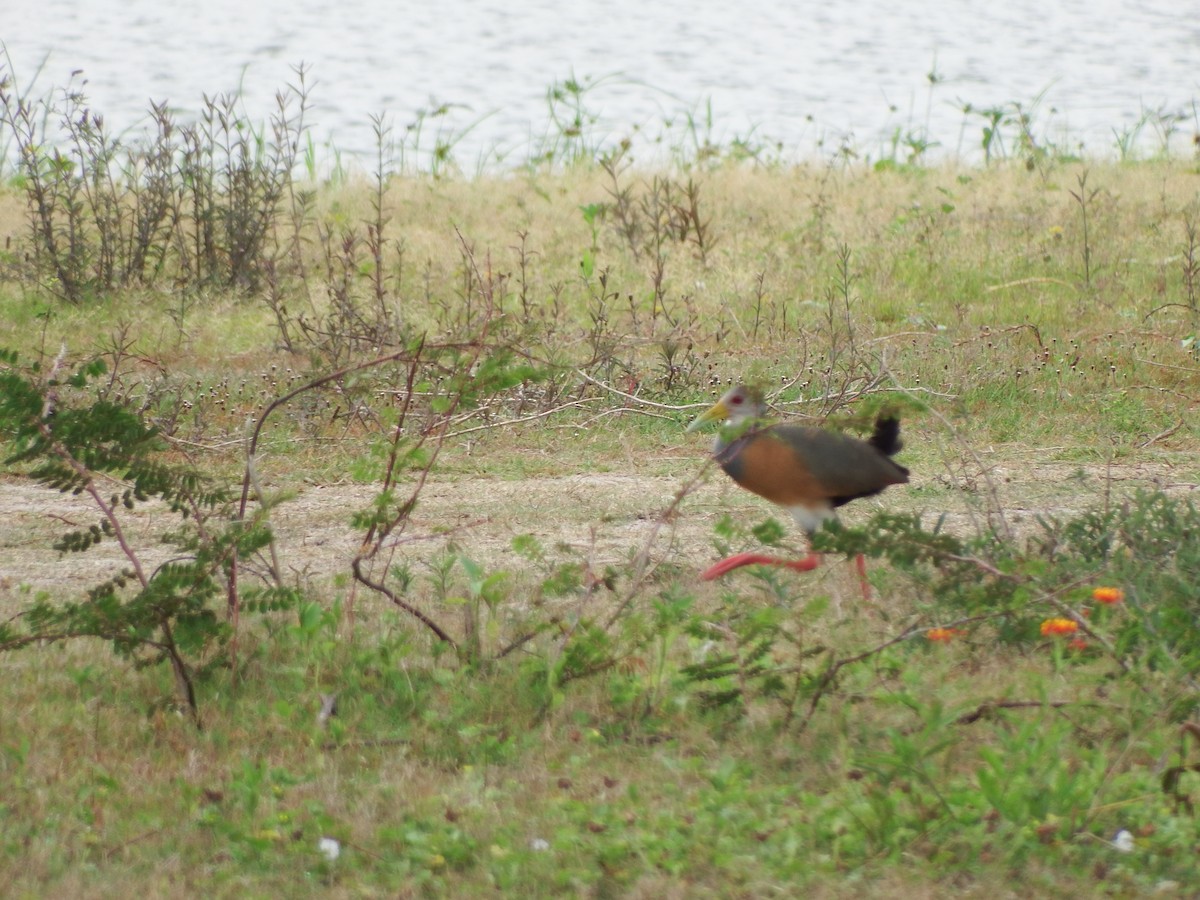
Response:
[2,89,1200,896]
[3,605,1195,897]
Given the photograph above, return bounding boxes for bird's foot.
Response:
[701,552,822,581]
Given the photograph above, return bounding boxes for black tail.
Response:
[869,415,903,457]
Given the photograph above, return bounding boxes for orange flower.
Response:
[1068,637,1088,651]
[1092,587,1124,605]
[1040,617,1079,637]
[926,627,962,643]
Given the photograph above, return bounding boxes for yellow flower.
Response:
[1092,587,1124,605]
[1040,617,1079,637]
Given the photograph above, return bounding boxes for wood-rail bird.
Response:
[688,384,909,584]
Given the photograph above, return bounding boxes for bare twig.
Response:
[446,398,598,438]
[351,557,457,646]
[985,277,1075,292]
[601,464,713,632]
[571,406,679,428]
[575,369,697,412]
[1139,420,1184,449]
[955,699,1092,725]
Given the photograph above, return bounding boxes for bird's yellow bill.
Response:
[686,400,729,432]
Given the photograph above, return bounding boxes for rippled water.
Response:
[7,0,1198,168]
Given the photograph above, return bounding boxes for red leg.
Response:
[701,551,822,581]
[703,551,875,602]
[854,553,871,601]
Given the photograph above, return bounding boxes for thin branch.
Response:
[1142,301,1198,322]
[237,345,425,521]
[445,397,598,439]
[350,557,457,647]
[571,406,679,428]
[985,277,1075,292]
[1139,419,1184,449]
[1133,356,1200,374]
[941,553,1016,580]
[40,423,149,589]
[955,699,1092,725]
[380,517,488,552]
[575,369,697,411]
[602,464,712,632]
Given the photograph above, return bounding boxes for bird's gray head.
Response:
[686,384,768,432]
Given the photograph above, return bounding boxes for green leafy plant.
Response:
[0,348,284,720]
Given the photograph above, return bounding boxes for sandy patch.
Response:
[1,459,1194,605]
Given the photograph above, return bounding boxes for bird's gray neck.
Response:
[712,430,749,478]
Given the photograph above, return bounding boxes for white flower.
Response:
[318,837,341,861]
[529,837,550,852]
[1111,829,1134,853]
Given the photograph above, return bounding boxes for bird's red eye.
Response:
[730,395,742,405]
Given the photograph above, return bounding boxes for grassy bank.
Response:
[2,78,1200,896]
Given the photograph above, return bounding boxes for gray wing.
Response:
[774,425,908,502]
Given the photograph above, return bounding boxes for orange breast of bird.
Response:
[718,428,828,506]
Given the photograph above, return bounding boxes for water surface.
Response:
[6,0,1197,168]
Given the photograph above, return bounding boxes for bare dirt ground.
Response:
[2,456,1196,608]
